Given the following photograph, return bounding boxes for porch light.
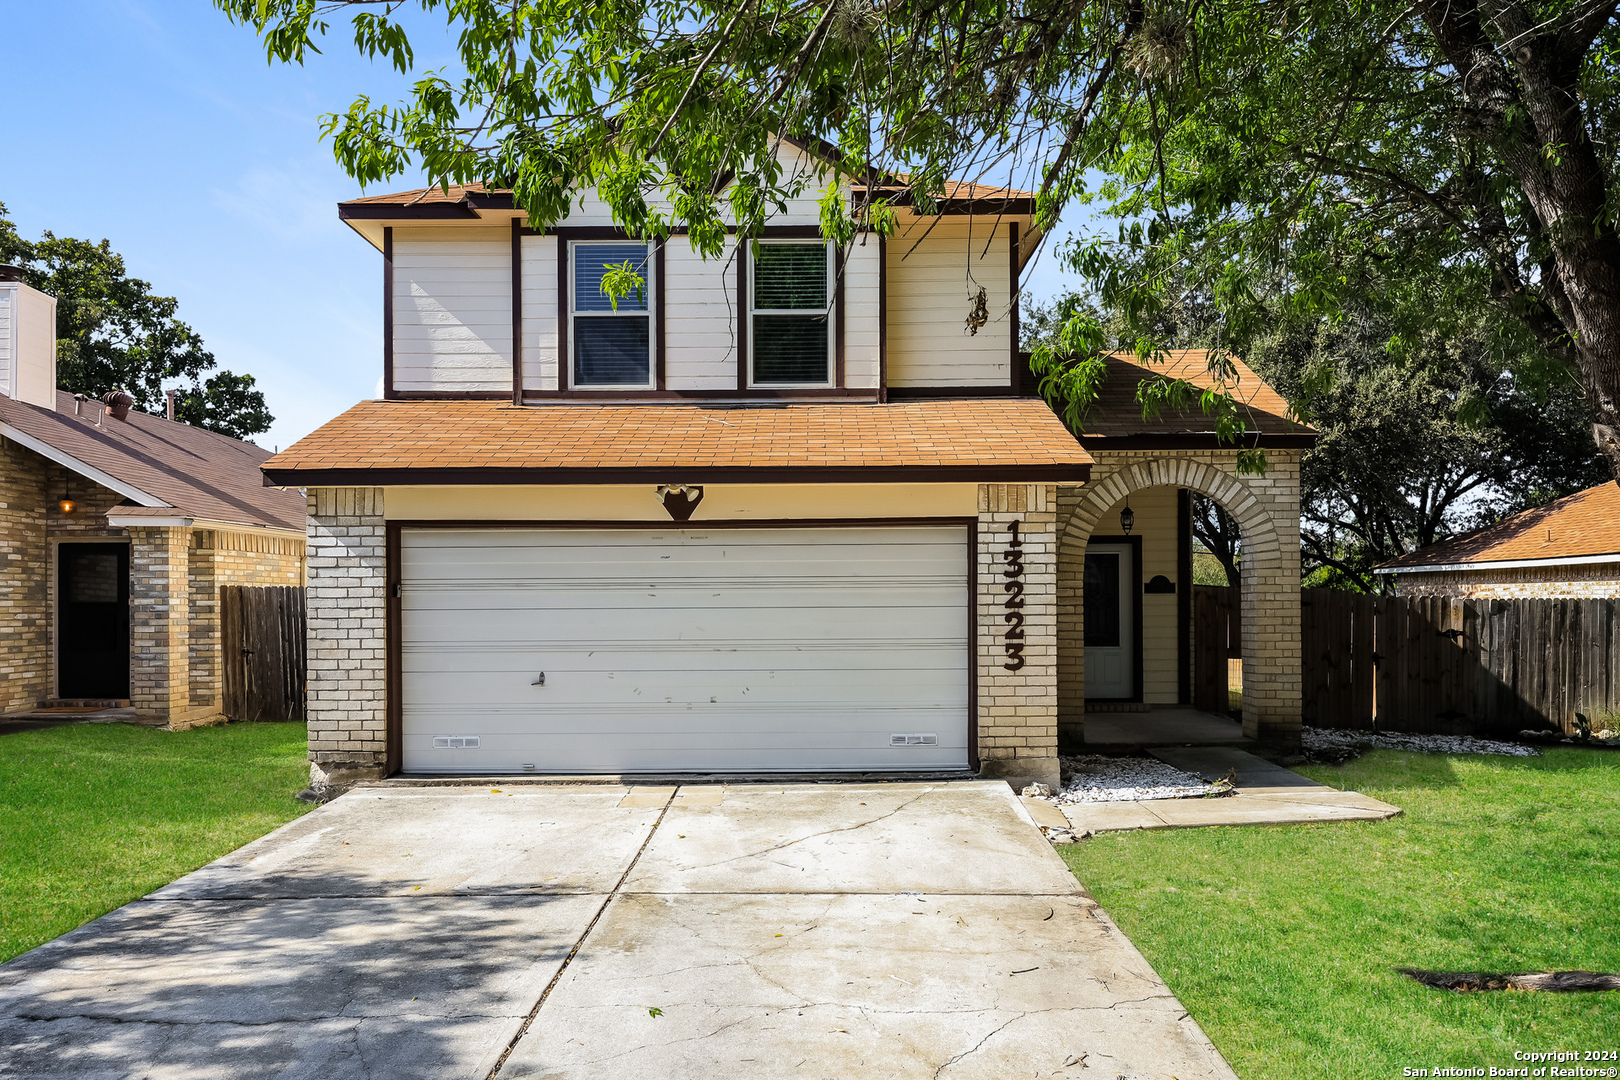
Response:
[1119,497,1134,535]
[57,488,75,515]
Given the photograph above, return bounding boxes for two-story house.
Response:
[264,139,1313,792]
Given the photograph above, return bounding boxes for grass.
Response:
[0,721,313,963]
[1059,748,1620,1080]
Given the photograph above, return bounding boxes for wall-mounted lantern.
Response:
[1119,496,1134,536]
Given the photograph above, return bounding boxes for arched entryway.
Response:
[1057,453,1302,747]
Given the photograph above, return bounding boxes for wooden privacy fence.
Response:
[1300,589,1620,736]
[221,585,306,721]
[1193,586,1241,713]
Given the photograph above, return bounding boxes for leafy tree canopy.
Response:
[218,0,1620,479]
[1025,289,1607,589]
[0,203,272,441]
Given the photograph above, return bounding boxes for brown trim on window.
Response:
[556,236,570,391]
[655,239,667,391]
[1084,534,1145,703]
[520,387,879,402]
[385,522,403,774]
[522,223,843,239]
[877,234,888,403]
[967,517,980,772]
[384,390,515,402]
[1077,433,1317,450]
[266,463,1092,487]
[1177,488,1193,705]
[1008,221,1020,391]
[736,240,749,391]
[510,218,524,406]
[884,385,1026,400]
[382,227,395,400]
[834,244,846,388]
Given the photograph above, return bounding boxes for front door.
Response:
[1084,543,1135,700]
[58,543,131,699]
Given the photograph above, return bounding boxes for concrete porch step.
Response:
[42,698,132,709]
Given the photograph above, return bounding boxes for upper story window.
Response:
[750,241,832,387]
[571,241,653,388]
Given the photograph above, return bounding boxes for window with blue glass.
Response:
[571,241,653,387]
[750,241,832,386]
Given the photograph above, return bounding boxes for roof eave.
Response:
[263,463,1091,488]
[1076,432,1317,450]
[1373,552,1620,575]
[0,421,169,508]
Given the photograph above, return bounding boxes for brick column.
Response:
[188,531,221,713]
[306,487,388,788]
[129,525,190,725]
[975,483,1060,791]
[0,437,50,713]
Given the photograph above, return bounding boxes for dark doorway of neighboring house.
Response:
[58,543,130,699]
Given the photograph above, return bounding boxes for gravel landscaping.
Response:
[1301,727,1539,759]
[1051,754,1220,803]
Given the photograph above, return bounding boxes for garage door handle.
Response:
[531,672,546,686]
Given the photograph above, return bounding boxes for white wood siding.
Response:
[664,236,740,390]
[886,219,1013,387]
[0,287,12,398]
[519,233,559,391]
[399,525,971,773]
[842,239,881,389]
[393,226,512,393]
[0,282,57,408]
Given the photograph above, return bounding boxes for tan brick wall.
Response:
[1393,562,1620,599]
[1058,451,1304,746]
[129,526,190,724]
[976,483,1060,789]
[0,437,51,713]
[306,487,388,784]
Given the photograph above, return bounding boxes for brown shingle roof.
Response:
[1380,481,1620,570]
[1075,350,1314,446]
[261,399,1091,485]
[0,391,306,532]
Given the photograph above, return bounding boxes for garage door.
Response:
[400,525,971,773]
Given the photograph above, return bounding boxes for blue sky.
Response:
[1,2,1086,450]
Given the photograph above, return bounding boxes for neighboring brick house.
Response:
[1376,481,1620,599]
[0,268,307,727]
[262,140,1311,790]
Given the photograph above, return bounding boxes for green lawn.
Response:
[0,721,312,963]
[1060,748,1620,1080]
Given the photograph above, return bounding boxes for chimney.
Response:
[166,388,177,422]
[0,265,58,410]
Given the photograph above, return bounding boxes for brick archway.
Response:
[1058,454,1301,745]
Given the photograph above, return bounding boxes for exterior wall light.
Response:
[57,488,75,514]
[1119,497,1134,535]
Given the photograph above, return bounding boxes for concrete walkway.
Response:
[0,781,1237,1080]
[1046,748,1401,835]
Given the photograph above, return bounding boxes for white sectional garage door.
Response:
[400,525,970,773]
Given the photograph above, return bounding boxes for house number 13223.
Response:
[1003,522,1025,670]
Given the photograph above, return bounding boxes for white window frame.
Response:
[569,240,655,390]
[747,239,835,389]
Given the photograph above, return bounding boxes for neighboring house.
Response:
[263,140,1312,790]
[0,266,306,727]
[1376,481,1620,598]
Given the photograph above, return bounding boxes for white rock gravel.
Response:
[1302,727,1539,758]
[1051,754,1219,803]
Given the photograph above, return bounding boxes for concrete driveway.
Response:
[0,781,1236,1079]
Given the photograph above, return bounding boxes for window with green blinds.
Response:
[751,242,831,385]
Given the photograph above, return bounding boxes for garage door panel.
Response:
[400,526,971,773]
